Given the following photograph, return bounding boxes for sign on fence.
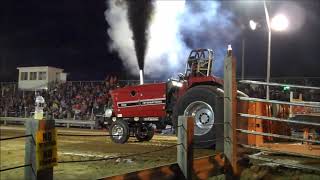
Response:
[25,119,55,180]
[36,129,57,170]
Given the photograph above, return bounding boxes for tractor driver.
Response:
[191,61,198,77]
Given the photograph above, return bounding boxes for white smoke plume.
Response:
[144,1,188,78]
[105,0,240,79]
[104,0,139,75]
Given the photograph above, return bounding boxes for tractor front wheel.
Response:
[109,119,130,144]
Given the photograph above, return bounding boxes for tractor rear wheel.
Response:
[135,124,155,142]
[109,119,130,144]
[173,85,223,148]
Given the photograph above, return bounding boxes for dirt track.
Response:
[1,125,320,180]
[0,125,214,180]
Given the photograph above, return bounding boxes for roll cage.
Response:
[185,49,214,77]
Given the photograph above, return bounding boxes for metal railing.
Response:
[222,51,320,176]
[238,113,320,126]
[232,79,320,174]
[239,96,320,108]
[237,129,320,144]
[239,80,320,90]
[0,117,96,129]
[238,80,320,147]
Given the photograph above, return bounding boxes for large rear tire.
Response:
[173,85,224,148]
[109,119,130,144]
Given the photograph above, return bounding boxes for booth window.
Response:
[39,72,47,80]
[30,72,37,80]
[20,72,28,80]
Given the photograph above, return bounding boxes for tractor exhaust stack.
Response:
[139,69,144,85]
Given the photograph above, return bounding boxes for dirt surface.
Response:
[1,125,320,180]
[0,125,214,180]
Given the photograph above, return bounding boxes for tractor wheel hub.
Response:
[184,101,214,136]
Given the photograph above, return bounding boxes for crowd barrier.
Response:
[0,117,95,129]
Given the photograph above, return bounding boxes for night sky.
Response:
[1,0,320,82]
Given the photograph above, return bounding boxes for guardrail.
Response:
[0,117,95,129]
[239,80,320,90]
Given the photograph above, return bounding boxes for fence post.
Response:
[177,116,194,180]
[91,108,94,121]
[25,119,57,180]
[223,45,239,179]
[25,107,27,118]
[1,85,4,96]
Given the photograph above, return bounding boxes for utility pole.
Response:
[241,38,245,80]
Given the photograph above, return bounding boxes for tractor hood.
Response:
[110,83,167,118]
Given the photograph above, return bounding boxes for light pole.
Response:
[241,38,245,80]
[263,0,271,100]
[250,1,289,99]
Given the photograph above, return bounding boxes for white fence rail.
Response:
[0,117,95,129]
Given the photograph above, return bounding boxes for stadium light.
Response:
[249,20,257,31]
[247,1,290,99]
[271,14,289,31]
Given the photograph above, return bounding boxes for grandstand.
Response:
[1,77,319,123]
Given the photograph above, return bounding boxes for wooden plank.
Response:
[260,143,320,157]
[192,154,225,179]
[255,102,264,146]
[25,120,55,180]
[237,101,248,145]
[177,116,194,180]
[224,46,239,178]
[100,155,225,180]
[248,155,320,172]
[100,163,182,180]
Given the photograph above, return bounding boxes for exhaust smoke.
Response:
[104,0,138,75]
[126,0,154,71]
[105,0,240,79]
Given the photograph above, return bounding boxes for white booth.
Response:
[17,66,67,90]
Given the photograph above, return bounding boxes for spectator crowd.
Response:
[238,78,320,101]
[0,77,319,120]
[0,76,119,120]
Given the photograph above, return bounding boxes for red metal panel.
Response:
[111,85,141,117]
[137,83,166,117]
[111,83,166,118]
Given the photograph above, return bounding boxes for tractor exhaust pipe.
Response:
[139,69,144,85]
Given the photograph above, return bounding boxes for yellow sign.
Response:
[36,129,57,170]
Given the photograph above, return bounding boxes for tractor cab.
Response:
[185,49,214,78]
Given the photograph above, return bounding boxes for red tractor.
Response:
[104,49,226,148]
